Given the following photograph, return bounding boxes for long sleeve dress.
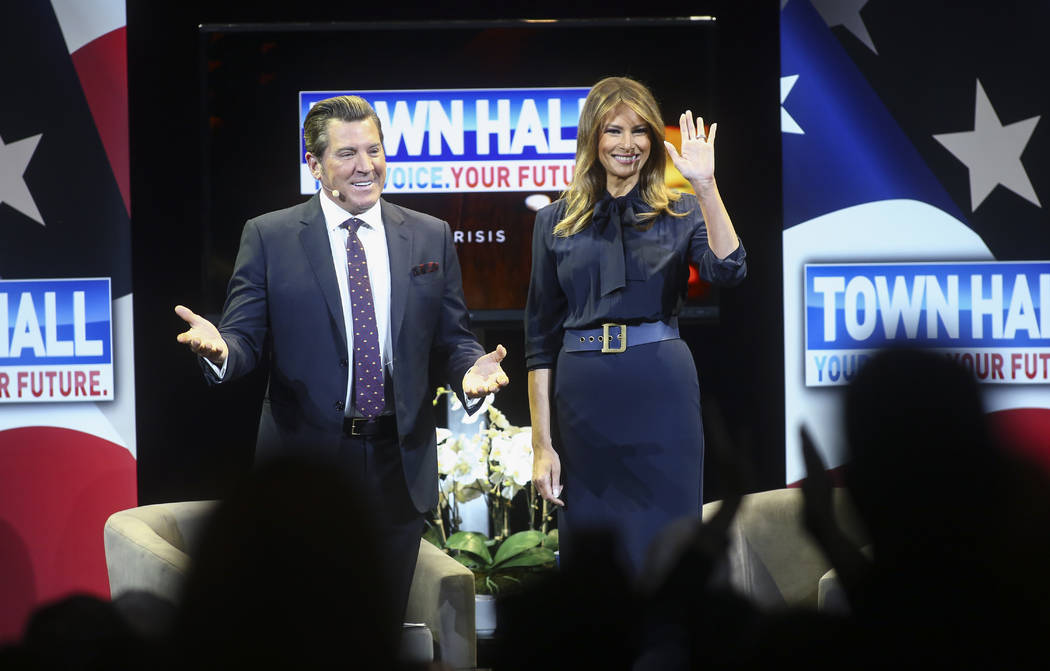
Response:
[524,185,747,576]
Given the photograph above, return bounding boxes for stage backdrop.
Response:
[0,0,136,641]
[781,0,1050,484]
[199,19,721,323]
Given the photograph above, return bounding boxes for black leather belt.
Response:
[342,414,397,439]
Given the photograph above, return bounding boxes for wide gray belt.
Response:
[563,319,679,354]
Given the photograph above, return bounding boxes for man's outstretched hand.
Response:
[175,305,228,367]
[463,344,509,398]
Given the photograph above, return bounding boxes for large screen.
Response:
[779,0,1050,484]
[200,18,720,320]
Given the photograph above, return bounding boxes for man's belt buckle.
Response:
[350,418,368,436]
[600,323,627,353]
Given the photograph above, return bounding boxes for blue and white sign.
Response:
[0,278,113,402]
[780,0,1050,485]
[299,87,589,194]
[805,262,1050,386]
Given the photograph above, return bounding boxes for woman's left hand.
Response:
[664,111,716,185]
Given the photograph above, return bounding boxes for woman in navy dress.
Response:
[525,76,746,576]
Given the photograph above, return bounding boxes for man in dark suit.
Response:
[174,95,508,623]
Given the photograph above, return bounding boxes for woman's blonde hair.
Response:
[554,76,683,237]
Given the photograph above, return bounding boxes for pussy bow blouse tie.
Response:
[592,189,645,297]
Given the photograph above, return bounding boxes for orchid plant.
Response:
[428,387,558,594]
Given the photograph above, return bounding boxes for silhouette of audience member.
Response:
[507,347,1050,670]
[493,529,639,671]
[109,590,177,647]
[801,347,1050,669]
[15,348,1050,671]
[488,349,1050,670]
[492,402,762,671]
[167,456,405,670]
[0,593,148,670]
[628,401,763,671]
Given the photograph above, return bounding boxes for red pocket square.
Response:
[412,261,439,276]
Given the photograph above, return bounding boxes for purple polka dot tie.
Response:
[341,217,385,419]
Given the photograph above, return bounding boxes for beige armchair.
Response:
[103,501,476,669]
[701,488,868,611]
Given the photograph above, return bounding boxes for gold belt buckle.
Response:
[601,323,627,353]
[350,418,373,436]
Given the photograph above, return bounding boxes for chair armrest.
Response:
[405,539,476,670]
[817,543,873,615]
[164,500,219,553]
[817,568,850,614]
[103,512,191,603]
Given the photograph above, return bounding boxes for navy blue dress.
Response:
[524,186,747,576]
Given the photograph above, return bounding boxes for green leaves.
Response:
[542,529,559,551]
[442,528,558,595]
[445,531,493,565]
[491,530,543,566]
[497,547,556,569]
[422,520,445,549]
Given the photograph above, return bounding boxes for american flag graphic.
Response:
[780,0,1049,483]
[0,0,136,641]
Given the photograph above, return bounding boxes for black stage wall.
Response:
[128,1,783,505]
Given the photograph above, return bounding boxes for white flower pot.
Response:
[475,593,496,637]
